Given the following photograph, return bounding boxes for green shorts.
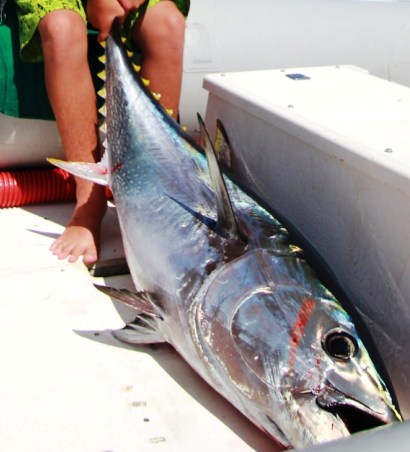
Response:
[15,0,190,63]
[16,0,87,62]
[0,0,189,119]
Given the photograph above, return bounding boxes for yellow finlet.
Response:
[99,40,107,49]
[165,108,174,117]
[126,50,134,59]
[121,36,127,44]
[141,78,150,87]
[97,87,106,99]
[98,104,107,116]
[99,122,107,134]
[152,92,161,101]
[97,70,106,81]
[132,63,141,73]
[98,54,106,64]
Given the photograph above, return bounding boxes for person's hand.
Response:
[87,0,126,41]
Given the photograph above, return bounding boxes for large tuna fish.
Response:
[49,23,402,449]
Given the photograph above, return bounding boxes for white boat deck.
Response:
[0,202,276,452]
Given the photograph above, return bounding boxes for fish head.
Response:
[301,303,402,434]
[276,299,402,445]
[196,249,401,447]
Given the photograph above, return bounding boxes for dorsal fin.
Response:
[214,119,232,170]
[197,114,243,241]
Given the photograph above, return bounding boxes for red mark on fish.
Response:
[289,298,316,369]
[112,162,124,174]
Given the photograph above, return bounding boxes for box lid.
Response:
[204,65,410,187]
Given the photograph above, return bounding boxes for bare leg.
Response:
[38,10,107,264]
[132,0,186,119]
[38,2,185,264]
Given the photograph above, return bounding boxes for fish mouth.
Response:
[321,403,388,434]
[316,384,396,434]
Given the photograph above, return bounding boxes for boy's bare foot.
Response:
[50,186,107,265]
[50,224,100,265]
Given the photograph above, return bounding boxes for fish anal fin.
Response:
[94,284,164,319]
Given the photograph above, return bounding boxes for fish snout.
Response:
[316,366,402,434]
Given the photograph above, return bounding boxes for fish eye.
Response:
[323,330,358,361]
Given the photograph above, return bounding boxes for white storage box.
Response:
[204,65,410,417]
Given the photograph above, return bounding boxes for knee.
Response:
[157,6,186,42]
[136,3,186,54]
[39,10,87,61]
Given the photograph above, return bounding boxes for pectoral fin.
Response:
[94,284,164,319]
[95,284,166,344]
[113,316,166,345]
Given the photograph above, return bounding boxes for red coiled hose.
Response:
[0,168,76,208]
[0,168,113,208]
